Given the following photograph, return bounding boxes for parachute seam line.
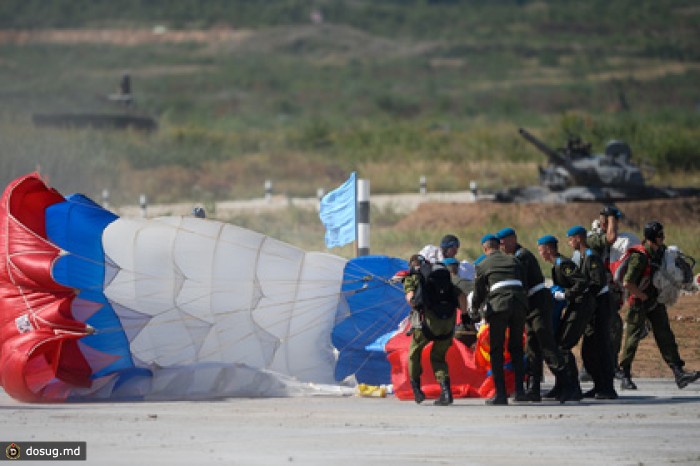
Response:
[252,235,272,369]
[209,222,225,364]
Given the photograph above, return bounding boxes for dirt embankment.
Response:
[395,198,700,231]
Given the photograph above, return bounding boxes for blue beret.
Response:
[480,233,498,244]
[537,235,558,245]
[474,253,486,265]
[495,227,516,240]
[566,225,587,237]
[442,257,459,266]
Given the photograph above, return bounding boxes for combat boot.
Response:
[486,371,508,406]
[524,376,541,402]
[671,364,700,389]
[555,367,579,404]
[445,377,454,404]
[512,379,528,403]
[434,378,453,406]
[410,379,425,404]
[542,383,561,401]
[620,366,637,390]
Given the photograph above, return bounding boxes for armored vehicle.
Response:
[495,128,700,203]
[32,73,157,132]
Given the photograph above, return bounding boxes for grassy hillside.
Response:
[0,0,698,206]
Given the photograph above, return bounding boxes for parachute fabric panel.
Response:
[0,174,93,401]
[332,255,409,385]
[102,216,347,396]
[46,193,136,382]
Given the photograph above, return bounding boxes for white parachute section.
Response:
[101,216,348,399]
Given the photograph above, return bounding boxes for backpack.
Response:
[412,263,458,319]
[610,244,651,286]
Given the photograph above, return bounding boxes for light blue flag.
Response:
[319,172,356,248]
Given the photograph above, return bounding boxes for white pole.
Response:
[356,179,370,257]
[419,175,427,195]
[139,194,147,218]
[264,180,272,202]
[102,189,110,209]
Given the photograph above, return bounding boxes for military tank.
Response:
[495,128,700,203]
[32,73,157,132]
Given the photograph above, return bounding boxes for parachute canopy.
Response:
[3,173,406,401]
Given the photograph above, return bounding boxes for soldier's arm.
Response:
[404,276,417,306]
[471,270,487,314]
[562,260,589,300]
[623,253,648,301]
[457,291,468,315]
[606,215,619,245]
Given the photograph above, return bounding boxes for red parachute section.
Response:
[0,173,92,402]
[472,324,525,398]
[388,318,525,400]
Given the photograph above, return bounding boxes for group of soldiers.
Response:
[404,206,699,406]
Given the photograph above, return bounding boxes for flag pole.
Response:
[356,178,370,257]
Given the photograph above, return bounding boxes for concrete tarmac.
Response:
[3,379,700,465]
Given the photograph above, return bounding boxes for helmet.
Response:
[192,207,206,218]
[440,234,460,249]
[600,205,621,218]
[643,221,664,242]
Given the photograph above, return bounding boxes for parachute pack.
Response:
[653,246,697,306]
[610,244,650,286]
[412,262,458,319]
[610,243,696,307]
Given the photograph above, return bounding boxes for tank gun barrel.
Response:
[518,128,568,166]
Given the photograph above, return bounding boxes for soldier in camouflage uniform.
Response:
[567,225,618,399]
[496,227,571,402]
[537,235,593,402]
[618,221,700,390]
[470,234,527,405]
[587,205,625,377]
[404,255,467,406]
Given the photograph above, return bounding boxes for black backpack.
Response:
[412,262,458,319]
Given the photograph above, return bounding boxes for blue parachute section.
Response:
[45,194,137,380]
[332,255,410,385]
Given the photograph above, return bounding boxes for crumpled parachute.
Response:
[0,173,412,402]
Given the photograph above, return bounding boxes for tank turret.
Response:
[494,128,700,203]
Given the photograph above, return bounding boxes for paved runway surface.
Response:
[3,378,700,465]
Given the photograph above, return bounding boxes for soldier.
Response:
[537,235,595,401]
[469,234,527,405]
[440,234,460,260]
[496,227,573,402]
[444,257,476,347]
[404,255,467,406]
[566,226,618,399]
[618,221,700,390]
[588,205,625,377]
